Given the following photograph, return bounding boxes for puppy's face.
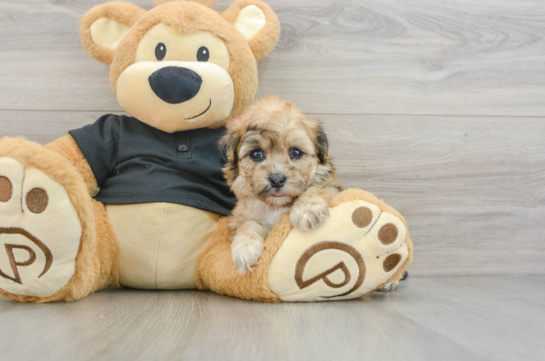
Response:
[223,96,330,207]
[237,120,317,207]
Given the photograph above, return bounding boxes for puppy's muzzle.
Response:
[149,66,202,104]
[268,173,287,189]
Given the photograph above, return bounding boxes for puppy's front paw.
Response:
[290,198,330,231]
[231,233,264,274]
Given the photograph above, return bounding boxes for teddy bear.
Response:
[0,0,412,303]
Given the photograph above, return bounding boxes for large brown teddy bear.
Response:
[0,0,412,303]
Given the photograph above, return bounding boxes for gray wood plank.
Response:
[0,276,543,361]
[1,0,544,115]
[1,110,544,277]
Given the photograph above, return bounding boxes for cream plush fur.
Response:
[107,203,221,289]
[0,0,412,303]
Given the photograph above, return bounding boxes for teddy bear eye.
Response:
[155,43,166,61]
[197,46,210,62]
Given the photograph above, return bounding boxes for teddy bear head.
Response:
[79,0,280,133]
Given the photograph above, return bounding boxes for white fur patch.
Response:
[231,231,264,274]
[376,281,399,292]
[241,199,289,233]
[290,198,330,231]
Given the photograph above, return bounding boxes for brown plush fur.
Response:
[80,0,280,126]
[197,188,413,302]
[0,138,118,302]
[46,135,99,197]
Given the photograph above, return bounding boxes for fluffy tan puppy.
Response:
[221,95,343,273]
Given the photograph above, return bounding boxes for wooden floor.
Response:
[0,276,543,361]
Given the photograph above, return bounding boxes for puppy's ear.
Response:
[313,124,330,165]
[312,122,338,188]
[221,128,242,186]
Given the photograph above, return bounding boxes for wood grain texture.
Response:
[0,276,544,361]
[2,110,544,277]
[0,0,544,115]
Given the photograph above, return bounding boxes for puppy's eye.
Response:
[289,148,304,160]
[197,46,210,62]
[249,149,265,162]
[155,43,166,61]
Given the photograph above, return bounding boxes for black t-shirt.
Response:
[69,114,236,216]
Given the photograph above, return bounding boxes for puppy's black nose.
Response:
[149,66,202,104]
[268,173,287,188]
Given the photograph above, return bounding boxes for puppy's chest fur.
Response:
[235,199,290,234]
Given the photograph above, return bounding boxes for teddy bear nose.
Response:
[148,66,202,104]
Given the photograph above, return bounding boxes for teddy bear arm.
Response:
[45,135,99,197]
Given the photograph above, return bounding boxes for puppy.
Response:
[221,95,343,274]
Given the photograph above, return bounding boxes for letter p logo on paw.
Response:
[294,241,365,299]
[0,228,53,284]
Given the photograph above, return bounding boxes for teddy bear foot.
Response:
[197,189,413,303]
[0,156,83,300]
[268,190,412,302]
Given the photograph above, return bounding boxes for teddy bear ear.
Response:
[222,0,281,60]
[79,2,146,65]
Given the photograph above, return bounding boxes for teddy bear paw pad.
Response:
[268,200,409,301]
[0,157,81,297]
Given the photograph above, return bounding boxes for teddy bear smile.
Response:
[185,99,212,120]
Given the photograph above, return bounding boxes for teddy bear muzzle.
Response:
[116,60,235,133]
